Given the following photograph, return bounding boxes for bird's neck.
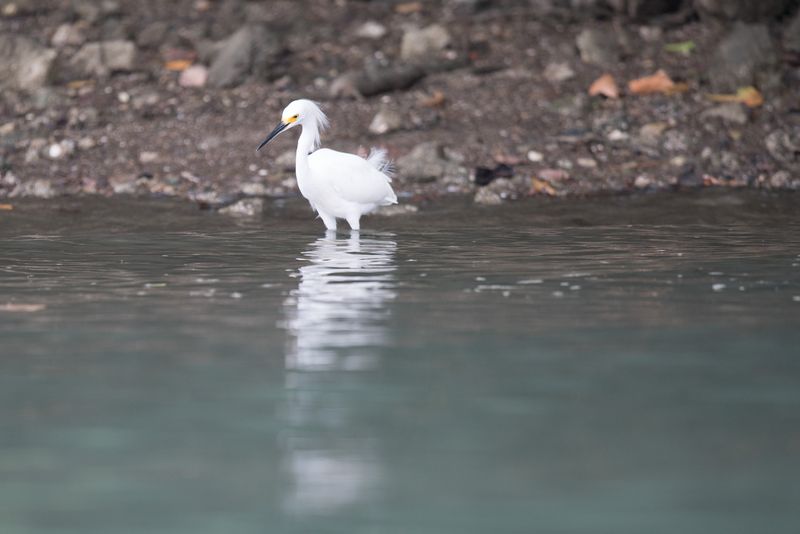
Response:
[296,122,320,159]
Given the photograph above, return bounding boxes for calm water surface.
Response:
[1,191,799,533]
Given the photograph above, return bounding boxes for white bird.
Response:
[257,99,397,231]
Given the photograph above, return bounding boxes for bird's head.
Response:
[257,99,329,152]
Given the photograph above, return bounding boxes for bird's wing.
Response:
[309,149,397,206]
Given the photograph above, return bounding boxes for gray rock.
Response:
[474,175,529,205]
[400,24,450,62]
[543,62,575,83]
[709,24,778,91]
[765,129,800,167]
[330,64,425,98]
[374,204,418,216]
[70,40,137,78]
[0,35,56,91]
[219,198,264,217]
[784,10,800,53]
[137,21,169,49]
[576,28,621,67]
[207,24,280,88]
[694,0,795,21]
[769,170,791,188]
[22,179,56,198]
[700,103,748,125]
[51,23,86,48]
[396,142,465,183]
[368,109,403,135]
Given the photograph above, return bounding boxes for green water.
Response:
[1,191,799,533]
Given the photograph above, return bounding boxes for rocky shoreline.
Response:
[1,0,798,214]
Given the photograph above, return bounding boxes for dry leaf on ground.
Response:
[530,177,557,196]
[395,2,423,14]
[707,86,764,108]
[628,70,688,95]
[165,59,192,72]
[420,90,446,108]
[589,74,620,99]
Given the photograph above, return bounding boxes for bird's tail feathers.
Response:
[367,147,395,179]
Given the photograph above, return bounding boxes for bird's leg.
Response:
[319,212,337,231]
[346,214,361,231]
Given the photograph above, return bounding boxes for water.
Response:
[1,191,799,534]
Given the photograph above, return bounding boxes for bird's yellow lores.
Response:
[257,100,397,231]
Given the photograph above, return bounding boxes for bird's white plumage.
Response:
[261,99,397,231]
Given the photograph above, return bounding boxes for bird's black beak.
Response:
[256,121,288,152]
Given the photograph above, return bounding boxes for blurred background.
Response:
[1,0,798,210]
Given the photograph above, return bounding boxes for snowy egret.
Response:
[257,99,397,231]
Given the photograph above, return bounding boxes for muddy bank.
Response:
[0,0,798,211]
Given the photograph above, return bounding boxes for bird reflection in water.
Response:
[281,233,397,514]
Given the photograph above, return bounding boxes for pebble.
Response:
[607,129,629,141]
[139,151,158,164]
[219,198,264,217]
[527,150,544,162]
[355,21,387,40]
[701,103,748,125]
[634,175,652,188]
[712,283,726,292]
[179,65,208,88]
[576,157,597,168]
[400,24,450,61]
[543,62,575,83]
[368,109,403,135]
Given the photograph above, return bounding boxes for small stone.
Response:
[368,109,403,135]
[219,198,264,217]
[77,136,95,150]
[138,151,158,164]
[607,129,629,141]
[355,21,387,40]
[543,62,575,83]
[240,182,267,196]
[25,179,56,198]
[108,173,137,194]
[769,171,791,188]
[576,28,621,67]
[634,175,652,188]
[709,23,777,91]
[0,122,15,136]
[46,140,75,159]
[117,91,130,103]
[70,40,137,77]
[396,142,464,182]
[638,122,669,146]
[137,21,169,49]
[712,283,726,292]
[207,24,280,89]
[576,157,597,168]
[0,34,56,91]
[179,65,208,87]
[400,24,450,61]
[765,130,799,166]
[527,150,544,162]
[374,204,418,216]
[51,23,85,47]
[474,187,503,205]
[701,103,748,125]
[670,156,687,167]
